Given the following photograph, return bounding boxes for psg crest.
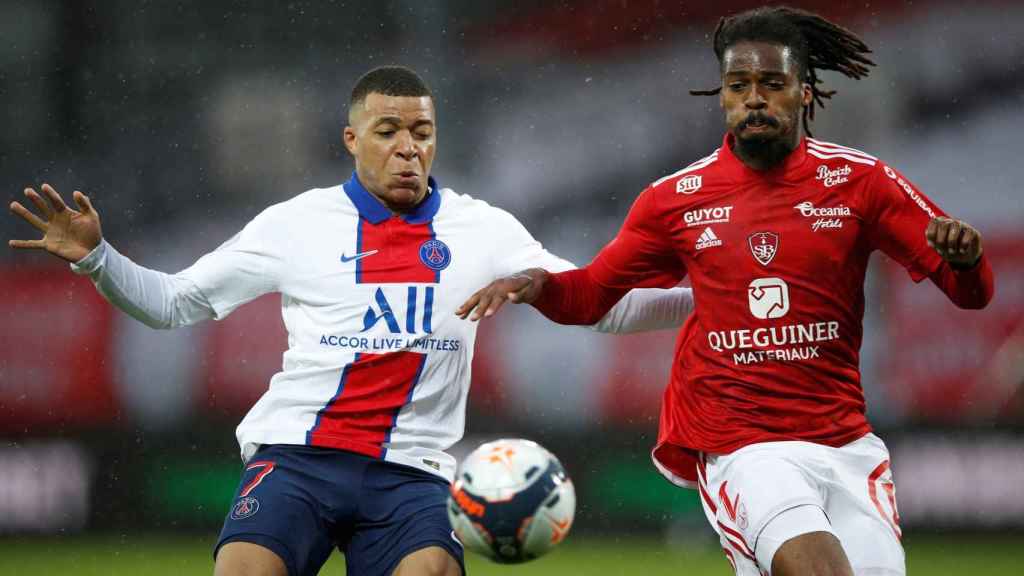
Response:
[230,496,260,520]
[419,239,451,271]
[748,232,779,266]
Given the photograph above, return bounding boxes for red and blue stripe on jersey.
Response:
[307,352,429,458]
[306,173,443,458]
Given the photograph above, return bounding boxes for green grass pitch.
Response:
[0,534,1020,575]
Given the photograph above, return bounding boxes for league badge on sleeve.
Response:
[419,239,452,271]
[748,232,779,266]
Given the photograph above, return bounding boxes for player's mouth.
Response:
[740,114,779,134]
[392,171,421,188]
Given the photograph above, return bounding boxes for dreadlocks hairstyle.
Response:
[691,6,875,136]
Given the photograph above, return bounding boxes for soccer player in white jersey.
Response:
[8,66,694,576]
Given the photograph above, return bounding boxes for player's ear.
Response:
[801,82,813,107]
[343,126,358,156]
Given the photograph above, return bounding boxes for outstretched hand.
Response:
[455,268,549,321]
[925,216,983,269]
[9,183,103,263]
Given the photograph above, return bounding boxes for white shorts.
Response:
[695,433,905,575]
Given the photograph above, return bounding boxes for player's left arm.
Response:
[867,163,994,309]
[459,206,693,332]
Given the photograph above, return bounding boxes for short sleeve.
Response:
[863,163,946,282]
[588,187,686,289]
[177,207,286,318]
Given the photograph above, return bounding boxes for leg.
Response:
[825,434,906,575]
[696,444,841,575]
[214,445,357,576]
[345,460,465,576]
[391,545,462,576]
[771,531,854,576]
[757,505,852,576]
[215,541,289,576]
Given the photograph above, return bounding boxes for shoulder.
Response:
[648,147,725,198]
[805,138,879,167]
[261,185,341,214]
[242,185,344,235]
[438,187,527,230]
[804,138,884,178]
[264,185,350,218]
[281,185,346,210]
[804,139,936,215]
[801,138,892,201]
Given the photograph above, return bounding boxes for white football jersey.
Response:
[73,173,693,481]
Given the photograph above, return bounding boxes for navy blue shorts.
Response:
[215,445,465,576]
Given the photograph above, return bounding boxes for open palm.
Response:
[8,183,102,263]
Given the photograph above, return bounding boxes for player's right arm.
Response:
[457,187,685,323]
[9,184,282,329]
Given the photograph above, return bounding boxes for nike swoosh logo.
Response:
[340,250,379,263]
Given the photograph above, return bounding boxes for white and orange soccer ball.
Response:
[447,438,576,563]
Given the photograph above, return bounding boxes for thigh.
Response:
[392,546,462,576]
[215,541,289,576]
[771,529,852,576]
[697,443,834,574]
[826,434,906,575]
[764,508,851,576]
[344,460,465,576]
[215,445,353,576]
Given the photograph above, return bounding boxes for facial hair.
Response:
[732,111,800,170]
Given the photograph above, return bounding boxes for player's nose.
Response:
[393,131,418,160]
[744,87,767,108]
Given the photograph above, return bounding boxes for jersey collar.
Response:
[343,171,441,225]
[719,132,808,181]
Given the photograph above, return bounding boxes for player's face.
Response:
[344,93,436,213]
[720,41,812,146]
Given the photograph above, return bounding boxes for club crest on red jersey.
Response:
[748,232,779,266]
[419,239,451,271]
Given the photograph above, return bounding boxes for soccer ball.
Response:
[447,438,576,563]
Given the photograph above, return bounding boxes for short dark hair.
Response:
[350,65,432,108]
[691,6,875,135]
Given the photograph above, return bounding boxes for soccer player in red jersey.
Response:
[458,7,994,576]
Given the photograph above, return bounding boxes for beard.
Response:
[732,112,799,169]
[733,133,794,168]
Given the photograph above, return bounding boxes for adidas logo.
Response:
[695,227,722,250]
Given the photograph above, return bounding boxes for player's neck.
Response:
[731,132,800,172]
[376,190,429,216]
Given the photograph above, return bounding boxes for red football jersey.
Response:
[534,134,994,486]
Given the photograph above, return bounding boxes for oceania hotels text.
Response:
[707,320,840,364]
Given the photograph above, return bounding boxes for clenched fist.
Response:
[925,216,983,269]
